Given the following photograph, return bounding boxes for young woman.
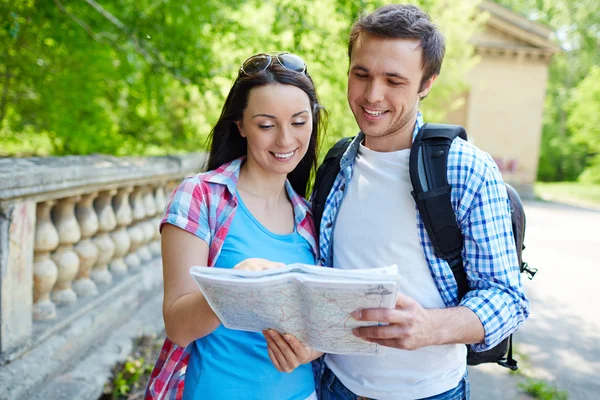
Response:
[145,53,325,400]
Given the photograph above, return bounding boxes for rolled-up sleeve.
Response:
[160,177,211,245]
[458,155,530,351]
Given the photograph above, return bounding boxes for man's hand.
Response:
[233,258,285,271]
[351,293,437,350]
[263,330,323,373]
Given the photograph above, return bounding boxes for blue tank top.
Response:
[183,192,316,400]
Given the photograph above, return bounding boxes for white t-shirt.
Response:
[325,143,466,400]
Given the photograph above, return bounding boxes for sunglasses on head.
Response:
[240,52,307,76]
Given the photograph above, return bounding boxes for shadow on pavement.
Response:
[470,291,600,400]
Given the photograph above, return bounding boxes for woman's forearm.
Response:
[163,292,221,347]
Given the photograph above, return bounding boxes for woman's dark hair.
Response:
[348,4,446,91]
[206,62,325,197]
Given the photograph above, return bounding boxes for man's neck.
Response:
[363,115,417,152]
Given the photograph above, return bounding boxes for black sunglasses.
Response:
[240,52,308,76]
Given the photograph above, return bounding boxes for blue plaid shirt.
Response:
[316,113,530,351]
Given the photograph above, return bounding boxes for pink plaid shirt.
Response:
[145,157,317,400]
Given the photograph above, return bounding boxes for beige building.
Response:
[446,0,560,198]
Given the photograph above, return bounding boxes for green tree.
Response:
[496,0,600,181]
[568,65,600,183]
[0,0,481,158]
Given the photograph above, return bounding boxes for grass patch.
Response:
[535,182,600,209]
[510,346,569,399]
[101,334,165,400]
[518,378,569,400]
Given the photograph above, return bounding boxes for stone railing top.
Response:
[0,153,206,202]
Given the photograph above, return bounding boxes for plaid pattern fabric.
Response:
[316,113,529,351]
[145,157,317,400]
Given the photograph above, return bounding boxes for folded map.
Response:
[190,263,400,355]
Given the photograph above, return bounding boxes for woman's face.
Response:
[236,83,313,177]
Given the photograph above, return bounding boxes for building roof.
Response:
[474,0,560,60]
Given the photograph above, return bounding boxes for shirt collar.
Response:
[206,156,312,221]
[412,111,425,142]
[340,111,424,169]
[205,157,243,195]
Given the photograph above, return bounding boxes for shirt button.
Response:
[325,222,332,228]
[340,184,346,191]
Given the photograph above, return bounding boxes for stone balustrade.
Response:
[0,154,205,365]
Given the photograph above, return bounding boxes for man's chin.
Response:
[360,129,385,139]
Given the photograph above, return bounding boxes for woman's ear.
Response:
[235,120,246,138]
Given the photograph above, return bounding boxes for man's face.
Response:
[347,33,435,151]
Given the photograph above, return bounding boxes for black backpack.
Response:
[312,123,537,371]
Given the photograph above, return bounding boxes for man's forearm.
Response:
[427,306,485,346]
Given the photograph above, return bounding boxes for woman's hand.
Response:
[234,258,285,271]
[263,330,323,373]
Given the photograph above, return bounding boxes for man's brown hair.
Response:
[348,4,446,90]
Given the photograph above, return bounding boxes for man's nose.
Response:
[364,80,384,104]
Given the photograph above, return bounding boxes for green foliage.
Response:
[497,0,600,182]
[518,378,569,400]
[103,334,163,399]
[0,0,480,157]
[567,66,600,183]
[569,66,600,153]
[578,155,600,184]
[110,356,153,399]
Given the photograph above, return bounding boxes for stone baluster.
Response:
[125,187,145,269]
[131,186,152,263]
[91,190,117,285]
[33,201,60,320]
[73,193,99,296]
[151,184,167,256]
[109,187,133,276]
[142,185,158,259]
[155,183,168,212]
[166,180,179,198]
[50,196,82,306]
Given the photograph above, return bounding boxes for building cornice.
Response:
[475,0,560,59]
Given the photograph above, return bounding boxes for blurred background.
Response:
[1,0,598,201]
[0,1,599,399]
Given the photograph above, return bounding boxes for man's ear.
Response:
[418,74,438,98]
[235,120,246,138]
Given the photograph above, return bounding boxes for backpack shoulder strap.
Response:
[312,137,353,241]
[409,123,470,298]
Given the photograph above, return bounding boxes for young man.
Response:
[316,5,530,400]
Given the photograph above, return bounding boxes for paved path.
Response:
[469,201,600,400]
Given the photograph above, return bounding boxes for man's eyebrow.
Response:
[385,72,409,80]
[351,65,410,80]
[351,65,369,73]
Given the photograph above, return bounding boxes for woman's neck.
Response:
[237,160,288,207]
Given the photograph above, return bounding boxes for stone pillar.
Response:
[151,185,167,256]
[165,180,179,198]
[0,201,36,353]
[73,193,99,296]
[91,190,117,285]
[126,187,146,268]
[33,201,59,321]
[109,187,132,276]
[50,197,81,306]
[142,186,157,260]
